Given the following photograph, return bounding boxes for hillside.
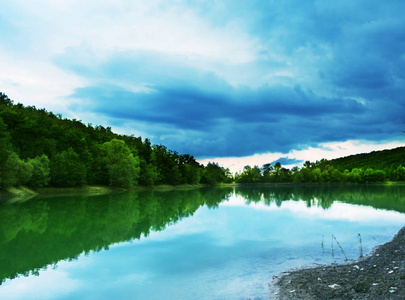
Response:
[328,146,405,172]
[0,92,232,189]
[1,92,403,188]
[235,146,405,184]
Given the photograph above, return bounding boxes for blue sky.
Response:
[1,0,404,172]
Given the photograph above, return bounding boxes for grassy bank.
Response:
[0,186,38,203]
[0,183,232,202]
[35,186,126,196]
[0,186,122,202]
[1,181,403,203]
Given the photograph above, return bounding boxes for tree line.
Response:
[1,92,403,189]
[0,92,233,189]
[235,154,405,184]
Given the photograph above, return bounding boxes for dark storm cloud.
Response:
[270,157,303,166]
[70,74,387,157]
[63,0,405,157]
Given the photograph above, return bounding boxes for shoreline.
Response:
[272,226,405,299]
[1,184,404,298]
[0,184,233,203]
[1,181,404,204]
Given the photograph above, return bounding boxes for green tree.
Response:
[364,168,386,183]
[313,168,323,182]
[372,170,387,182]
[393,165,405,181]
[0,117,12,187]
[262,163,273,182]
[139,160,158,186]
[27,154,50,188]
[223,168,233,183]
[236,165,262,183]
[0,92,13,106]
[178,154,202,185]
[152,145,185,185]
[1,152,33,187]
[348,168,364,183]
[262,163,273,176]
[85,144,109,185]
[50,148,87,187]
[182,163,201,184]
[201,162,227,184]
[294,163,317,182]
[330,168,344,183]
[103,139,140,188]
[138,150,160,187]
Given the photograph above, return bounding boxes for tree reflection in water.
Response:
[0,184,404,285]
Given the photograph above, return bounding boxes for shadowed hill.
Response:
[328,147,405,172]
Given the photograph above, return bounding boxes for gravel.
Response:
[271,226,405,299]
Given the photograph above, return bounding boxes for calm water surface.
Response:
[0,185,404,299]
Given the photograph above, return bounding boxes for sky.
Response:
[1,0,404,173]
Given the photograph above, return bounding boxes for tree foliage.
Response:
[103,139,140,188]
[0,92,233,189]
[1,92,403,188]
[235,158,402,184]
[1,152,33,187]
[50,148,87,187]
[201,162,232,184]
[27,155,50,188]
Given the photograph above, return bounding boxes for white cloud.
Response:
[199,152,285,174]
[0,269,82,300]
[222,194,405,224]
[290,140,404,164]
[1,0,404,159]
[199,140,404,174]
[0,49,85,115]
[1,0,259,116]
[6,0,258,63]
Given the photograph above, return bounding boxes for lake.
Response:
[0,185,404,299]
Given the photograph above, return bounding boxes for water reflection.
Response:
[0,185,404,299]
[235,184,405,212]
[0,187,232,285]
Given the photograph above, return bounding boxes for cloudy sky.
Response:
[1,0,404,172]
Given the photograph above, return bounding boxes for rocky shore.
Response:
[272,226,405,299]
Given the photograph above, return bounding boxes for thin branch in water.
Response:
[357,233,363,258]
[332,234,348,261]
[321,235,324,254]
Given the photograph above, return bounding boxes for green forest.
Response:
[235,148,405,184]
[0,92,232,189]
[0,92,404,189]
